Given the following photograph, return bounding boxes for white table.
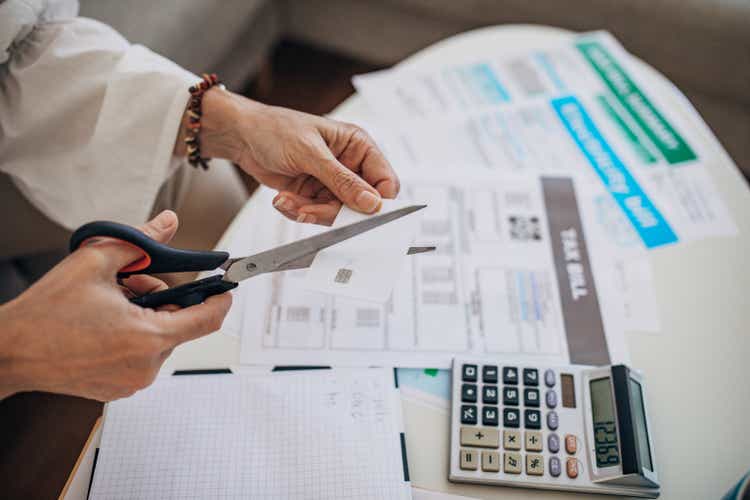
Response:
[154,25,750,500]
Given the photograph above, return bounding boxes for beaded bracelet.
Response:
[185,73,223,170]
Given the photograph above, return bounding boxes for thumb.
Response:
[137,210,179,244]
[315,153,382,214]
[86,211,179,276]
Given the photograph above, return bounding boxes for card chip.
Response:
[334,268,353,284]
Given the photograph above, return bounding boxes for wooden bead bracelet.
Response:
[185,73,223,170]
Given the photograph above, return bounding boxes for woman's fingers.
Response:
[272,191,341,226]
[121,274,169,295]
[297,199,341,226]
[319,121,400,200]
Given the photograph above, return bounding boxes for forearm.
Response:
[172,86,258,163]
[0,301,33,399]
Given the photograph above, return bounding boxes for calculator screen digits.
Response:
[590,377,620,468]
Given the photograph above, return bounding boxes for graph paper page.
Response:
[89,369,410,500]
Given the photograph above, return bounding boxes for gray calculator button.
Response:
[547,410,559,430]
[483,385,498,404]
[482,406,499,426]
[503,386,519,405]
[548,433,560,453]
[544,369,556,387]
[461,405,477,425]
[549,456,562,477]
[461,383,478,403]
[524,409,541,429]
[503,408,520,428]
[462,364,478,382]
[503,367,518,385]
[523,368,539,386]
[546,390,558,408]
[524,388,540,407]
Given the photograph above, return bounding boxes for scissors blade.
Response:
[222,204,427,282]
[270,245,436,272]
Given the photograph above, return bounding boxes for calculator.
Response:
[449,357,660,498]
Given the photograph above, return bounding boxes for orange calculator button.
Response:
[566,458,579,478]
[564,434,577,454]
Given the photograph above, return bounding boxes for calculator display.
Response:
[590,377,620,468]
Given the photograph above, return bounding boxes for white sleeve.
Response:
[0,12,197,229]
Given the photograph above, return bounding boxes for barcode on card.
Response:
[285,306,310,323]
[334,268,353,284]
[355,308,381,328]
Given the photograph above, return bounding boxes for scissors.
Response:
[69,205,433,309]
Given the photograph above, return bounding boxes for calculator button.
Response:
[565,434,577,455]
[524,388,540,407]
[523,368,539,386]
[482,406,499,426]
[524,409,541,429]
[526,454,544,476]
[548,433,560,453]
[461,383,478,403]
[547,411,559,430]
[482,385,498,404]
[482,365,498,383]
[546,390,558,408]
[503,452,522,474]
[462,364,478,382]
[503,430,521,450]
[525,431,543,452]
[460,449,478,470]
[549,456,562,477]
[460,427,500,448]
[502,367,518,385]
[503,408,520,428]
[461,405,477,425]
[544,369,556,387]
[502,386,519,405]
[566,458,579,478]
[481,451,500,472]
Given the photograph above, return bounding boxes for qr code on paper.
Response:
[508,215,541,241]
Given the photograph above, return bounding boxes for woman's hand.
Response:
[188,87,400,226]
[0,211,231,402]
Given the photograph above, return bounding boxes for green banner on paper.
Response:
[577,40,697,164]
[597,95,657,164]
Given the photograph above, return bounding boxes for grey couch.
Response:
[80,0,750,180]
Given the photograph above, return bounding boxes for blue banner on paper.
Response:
[551,95,678,248]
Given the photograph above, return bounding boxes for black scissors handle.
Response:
[130,275,238,309]
[70,221,237,309]
[70,221,229,278]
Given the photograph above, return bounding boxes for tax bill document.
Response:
[240,177,631,369]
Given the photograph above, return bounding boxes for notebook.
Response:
[88,368,411,499]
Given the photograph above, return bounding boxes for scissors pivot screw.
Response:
[246,262,257,271]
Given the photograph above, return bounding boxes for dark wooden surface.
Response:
[0,39,379,500]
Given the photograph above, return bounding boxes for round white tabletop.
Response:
[164,25,750,500]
